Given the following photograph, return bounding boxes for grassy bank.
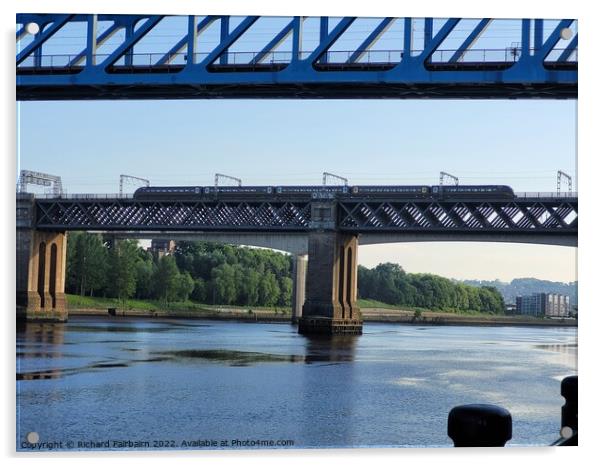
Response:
[66,294,576,326]
[358,298,575,326]
[66,294,291,320]
[357,299,494,316]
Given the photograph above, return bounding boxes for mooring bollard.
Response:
[556,375,577,446]
[448,404,512,447]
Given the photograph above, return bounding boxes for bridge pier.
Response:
[299,231,362,335]
[17,196,67,321]
[291,254,307,324]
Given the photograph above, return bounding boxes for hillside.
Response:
[460,278,577,305]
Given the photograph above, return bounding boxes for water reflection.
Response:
[534,342,578,368]
[300,335,359,445]
[303,335,358,365]
[17,321,65,346]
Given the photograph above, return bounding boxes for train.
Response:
[133,184,515,200]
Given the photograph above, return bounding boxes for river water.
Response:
[16,317,577,450]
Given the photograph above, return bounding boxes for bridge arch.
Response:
[358,233,577,248]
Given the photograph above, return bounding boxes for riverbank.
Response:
[65,295,576,327]
[360,308,577,327]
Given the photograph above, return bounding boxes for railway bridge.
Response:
[16,191,578,334]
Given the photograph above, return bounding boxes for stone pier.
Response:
[298,231,362,335]
[17,194,67,321]
[291,254,307,324]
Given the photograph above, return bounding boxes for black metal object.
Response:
[555,375,578,446]
[338,199,578,232]
[34,199,313,231]
[32,197,577,233]
[448,404,512,447]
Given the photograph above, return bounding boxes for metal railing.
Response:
[30,193,134,199]
[17,47,577,70]
[23,191,577,200]
[514,192,578,199]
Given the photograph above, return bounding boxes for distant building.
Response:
[505,303,517,314]
[516,293,570,317]
[149,239,176,259]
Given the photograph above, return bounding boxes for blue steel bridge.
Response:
[16,15,577,100]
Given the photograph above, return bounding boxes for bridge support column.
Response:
[291,254,307,324]
[299,232,362,335]
[17,229,68,322]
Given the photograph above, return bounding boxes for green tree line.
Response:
[358,263,505,314]
[65,233,292,307]
[66,233,503,313]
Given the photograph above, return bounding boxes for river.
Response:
[16,317,577,450]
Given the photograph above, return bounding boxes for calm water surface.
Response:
[16,317,577,450]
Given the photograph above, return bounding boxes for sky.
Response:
[16,15,577,284]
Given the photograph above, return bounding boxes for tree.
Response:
[239,269,261,306]
[106,240,139,306]
[135,257,155,299]
[175,271,195,301]
[191,278,207,303]
[152,255,181,303]
[278,276,293,307]
[67,232,107,296]
[211,263,237,304]
[258,272,280,307]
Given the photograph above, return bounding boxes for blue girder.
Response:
[16,14,578,100]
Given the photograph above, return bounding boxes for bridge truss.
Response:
[16,14,577,100]
[32,197,577,236]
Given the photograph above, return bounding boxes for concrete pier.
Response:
[299,231,362,335]
[291,254,307,324]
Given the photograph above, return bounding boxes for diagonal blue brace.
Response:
[253,18,296,64]
[449,19,491,63]
[68,22,122,66]
[199,16,259,67]
[558,36,577,62]
[16,25,26,40]
[95,15,164,67]
[347,17,394,63]
[420,18,461,60]
[304,17,355,64]
[535,19,574,59]
[156,15,217,65]
[16,14,74,65]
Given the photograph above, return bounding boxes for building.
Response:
[149,239,176,259]
[505,303,517,314]
[516,293,570,318]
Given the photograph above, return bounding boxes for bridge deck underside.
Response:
[17,82,577,101]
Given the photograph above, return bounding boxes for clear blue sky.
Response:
[18,99,576,191]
